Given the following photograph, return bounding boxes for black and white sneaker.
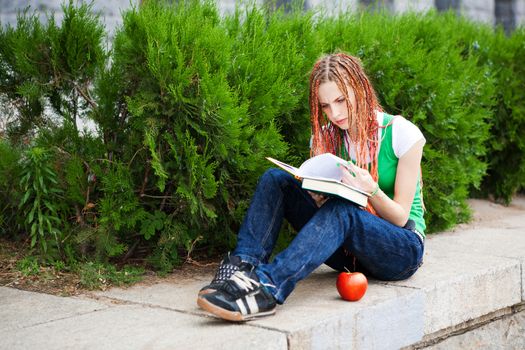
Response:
[198,253,242,296]
[197,266,277,322]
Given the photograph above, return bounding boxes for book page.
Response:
[266,157,299,176]
[296,153,346,181]
[266,154,369,197]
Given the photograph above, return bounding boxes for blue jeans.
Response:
[233,169,424,304]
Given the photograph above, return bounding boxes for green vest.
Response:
[377,113,426,235]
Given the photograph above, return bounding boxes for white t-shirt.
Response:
[341,112,425,163]
[377,112,426,158]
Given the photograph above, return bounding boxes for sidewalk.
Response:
[2,197,525,349]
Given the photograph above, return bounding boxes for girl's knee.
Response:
[260,168,292,187]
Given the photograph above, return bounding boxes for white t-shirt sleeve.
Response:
[392,116,426,158]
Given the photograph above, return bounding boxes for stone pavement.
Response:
[1,198,525,349]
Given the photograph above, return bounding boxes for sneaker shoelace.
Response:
[229,270,276,293]
[230,271,259,292]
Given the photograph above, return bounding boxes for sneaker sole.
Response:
[197,289,214,297]
[197,296,276,322]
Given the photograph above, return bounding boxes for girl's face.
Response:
[318,81,356,130]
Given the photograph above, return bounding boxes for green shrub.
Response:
[101,0,248,267]
[0,0,524,269]
[0,140,22,235]
[225,4,316,161]
[0,1,105,141]
[478,28,525,203]
[0,1,107,261]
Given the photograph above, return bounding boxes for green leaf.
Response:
[20,191,31,207]
[43,200,56,213]
[28,206,36,224]
[38,175,44,189]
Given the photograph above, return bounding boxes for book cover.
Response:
[266,153,369,207]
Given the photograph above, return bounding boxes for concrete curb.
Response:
[1,197,524,349]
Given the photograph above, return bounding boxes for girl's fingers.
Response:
[346,162,371,178]
[342,162,375,191]
[345,162,364,176]
[341,171,358,186]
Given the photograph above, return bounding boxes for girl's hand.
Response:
[340,162,377,194]
[308,191,328,207]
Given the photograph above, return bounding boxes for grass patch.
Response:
[0,238,147,295]
[78,262,145,290]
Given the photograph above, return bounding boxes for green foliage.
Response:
[477,28,525,203]
[147,219,192,273]
[0,1,105,141]
[1,0,524,272]
[102,0,292,255]
[225,4,314,161]
[0,140,22,235]
[18,147,63,256]
[16,255,41,276]
[78,262,144,290]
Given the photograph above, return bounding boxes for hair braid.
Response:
[309,53,383,214]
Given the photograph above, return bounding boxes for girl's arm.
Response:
[341,139,425,227]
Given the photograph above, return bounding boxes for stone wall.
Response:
[463,0,496,24]
[391,0,435,13]
[0,0,139,36]
[1,0,524,33]
[514,0,525,26]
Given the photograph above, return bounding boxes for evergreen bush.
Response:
[0,0,523,270]
[0,1,111,264]
[224,4,317,161]
[477,28,525,203]
[0,1,105,140]
[0,140,22,235]
[97,0,293,270]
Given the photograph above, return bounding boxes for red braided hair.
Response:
[309,53,383,214]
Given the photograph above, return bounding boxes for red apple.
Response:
[336,271,368,301]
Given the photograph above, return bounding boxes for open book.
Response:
[266,153,369,207]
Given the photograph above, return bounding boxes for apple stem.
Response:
[344,266,351,273]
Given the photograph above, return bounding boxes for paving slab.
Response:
[0,287,107,332]
[386,240,522,335]
[1,304,287,350]
[93,273,212,316]
[467,196,525,228]
[97,265,425,349]
[250,266,424,350]
[424,226,525,301]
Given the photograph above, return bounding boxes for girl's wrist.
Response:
[369,183,380,197]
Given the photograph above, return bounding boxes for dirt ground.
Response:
[1,196,524,297]
[0,238,219,297]
[0,238,80,296]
